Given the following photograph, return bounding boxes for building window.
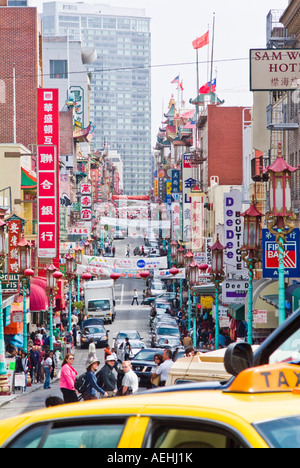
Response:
[50,60,68,79]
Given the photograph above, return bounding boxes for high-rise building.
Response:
[8,0,28,5]
[42,1,152,196]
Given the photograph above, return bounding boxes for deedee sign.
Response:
[250,48,300,91]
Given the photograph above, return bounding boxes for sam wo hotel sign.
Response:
[250,49,300,91]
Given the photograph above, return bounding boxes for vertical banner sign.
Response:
[81,183,92,220]
[7,219,22,273]
[224,189,245,274]
[37,89,59,261]
[171,170,180,193]
[182,154,196,244]
[171,202,181,241]
[37,146,57,258]
[191,197,204,251]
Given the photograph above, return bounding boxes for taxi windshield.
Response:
[269,328,300,364]
[254,415,300,448]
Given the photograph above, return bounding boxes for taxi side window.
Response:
[6,419,126,449]
[146,419,246,449]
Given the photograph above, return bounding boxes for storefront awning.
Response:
[245,279,279,329]
[193,283,218,296]
[228,303,245,321]
[261,295,279,308]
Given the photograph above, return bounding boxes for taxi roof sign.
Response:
[225,363,300,394]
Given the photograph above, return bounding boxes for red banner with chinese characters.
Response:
[37,89,59,264]
[7,219,22,274]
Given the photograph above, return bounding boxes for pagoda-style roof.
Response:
[190,92,225,106]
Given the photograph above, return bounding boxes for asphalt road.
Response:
[0,235,152,420]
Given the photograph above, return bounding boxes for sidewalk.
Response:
[0,370,61,409]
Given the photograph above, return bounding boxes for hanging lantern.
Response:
[17,237,31,273]
[110,272,120,281]
[177,246,185,266]
[53,270,63,281]
[46,264,57,292]
[189,260,199,285]
[241,199,264,251]
[65,252,75,276]
[24,268,34,278]
[199,263,208,273]
[170,240,178,258]
[267,142,298,218]
[169,267,179,276]
[0,220,6,258]
[210,235,226,275]
[74,244,83,265]
[140,270,150,280]
[82,272,92,281]
[184,251,194,268]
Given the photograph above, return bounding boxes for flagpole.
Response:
[210,13,216,100]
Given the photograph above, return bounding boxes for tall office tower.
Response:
[8,1,28,5]
[42,1,152,196]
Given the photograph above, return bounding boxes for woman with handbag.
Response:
[150,354,163,388]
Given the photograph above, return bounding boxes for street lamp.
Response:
[0,220,10,396]
[170,240,178,260]
[65,252,75,333]
[210,235,226,350]
[241,197,264,344]
[266,142,298,325]
[188,260,200,343]
[17,237,34,352]
[177,246,185,267]
[46,264,62,351]
[84,240,92,257]
[74,244,83,309]
[184,251,194,269]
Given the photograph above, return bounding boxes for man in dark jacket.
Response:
[96,355,118,397]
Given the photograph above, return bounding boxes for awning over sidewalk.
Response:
[245,279,279,329]
[228,303,245,321]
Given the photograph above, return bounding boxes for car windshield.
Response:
[157,327,179,336]
[84,326,106,334]
[117,331,140,340]
[132,349,163,361]
[130,340,144,348]
[152,283,165,290]
[254,416,300,448]
[158,337,180,345]
[269,328,300,364]
[88,300,110,311]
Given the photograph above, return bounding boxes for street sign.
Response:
[262,228,300,278]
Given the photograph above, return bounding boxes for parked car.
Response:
[130,347,165,388]
[150,281,167,297]
[116,339,146,361]
[143,291,176,306]
[157,336,181,349]
[113,330,143,352]
[152,324,180,347]
[78,324,110,349]
[80,318,104,330]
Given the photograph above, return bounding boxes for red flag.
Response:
[192,31,209,50]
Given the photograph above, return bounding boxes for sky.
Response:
[29,0,288,146]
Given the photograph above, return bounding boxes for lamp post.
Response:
[266,142,298,325]
[46,264,62,351]
[188,260,199,343]
[170,240,178,261]
[84,240,92,257]
[0,220,10,395]
[177,246,185,307]
[210,235,226,350]
[17,237,34,352]
[65,252,75,333]
[241,197,263,345]
[74,244,83,308]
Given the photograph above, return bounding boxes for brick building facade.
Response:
[0,7,42,151]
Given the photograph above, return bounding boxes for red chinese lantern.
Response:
[140,270,150,279]
[169,267,179,276]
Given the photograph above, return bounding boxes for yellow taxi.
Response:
[0,362,300,448]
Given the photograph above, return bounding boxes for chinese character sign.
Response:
[37,145,57,258]
[191,198,204,251]
[7,219,21,274]
[37,89,59,261]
